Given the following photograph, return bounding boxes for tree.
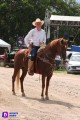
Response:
[0,0,80,46]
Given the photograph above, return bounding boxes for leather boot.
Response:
[28,59,34,75]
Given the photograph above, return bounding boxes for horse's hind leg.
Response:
[41,75,45,100]
[45,74,52,100]
[12,68,19,95]
[20,68,27,97]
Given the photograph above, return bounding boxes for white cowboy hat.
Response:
[32,18,44,26]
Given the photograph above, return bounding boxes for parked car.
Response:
[6,48,19,67]
[66,51,80,61]
[55,55,62,69]
[0,47,8,67]
[66,54,80,74]
[0,54,7,67]
[6,45,27,67]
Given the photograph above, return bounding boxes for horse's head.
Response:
[57,38,68,61]
[42,38,68,65]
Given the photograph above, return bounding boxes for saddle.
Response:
[34,48,45,74]
[24,46,47,75]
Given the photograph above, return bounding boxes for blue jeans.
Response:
[30,46,40,61]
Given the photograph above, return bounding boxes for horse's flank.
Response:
[14,49,28,68]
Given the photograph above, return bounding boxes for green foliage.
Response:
[0,0,80,47]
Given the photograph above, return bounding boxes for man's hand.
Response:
[40,42,46,47]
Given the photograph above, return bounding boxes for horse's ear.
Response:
[60,38,68,45]
[61,39,64,44]
[60,38,64,45]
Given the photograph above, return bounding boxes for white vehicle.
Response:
[66,54,80,73]
[55,55,62,69]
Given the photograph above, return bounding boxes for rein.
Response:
[37,52,56,76]
[37,52,55,67]
[37,44,56,71]
[45,54,55,64]
[37,55,55,76]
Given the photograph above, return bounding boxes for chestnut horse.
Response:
[12,38,68,100]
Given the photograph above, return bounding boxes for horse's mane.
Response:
[37,37,67,60]
[45,38,65,49]
[44,39,57,50]
[37,38,62,55]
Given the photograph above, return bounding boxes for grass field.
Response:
[54,68,67,74]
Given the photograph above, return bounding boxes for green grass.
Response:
[54,68,67,74]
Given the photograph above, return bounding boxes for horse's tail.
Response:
[16,70,20,90]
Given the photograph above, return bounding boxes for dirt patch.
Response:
[0,67,80,120]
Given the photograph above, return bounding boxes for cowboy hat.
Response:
[32,18,44,26]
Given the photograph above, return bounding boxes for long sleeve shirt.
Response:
[24,28,46,47]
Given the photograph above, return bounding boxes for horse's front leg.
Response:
[20,68,27,97]
[41,75,45,100]
[45,74,52,100]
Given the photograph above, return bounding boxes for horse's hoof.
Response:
[41,96,44,101]
[22,93,25,97]
[45,96,49,100]
[12,92,16,95]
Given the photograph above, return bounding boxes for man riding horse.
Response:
[24,18,46,75]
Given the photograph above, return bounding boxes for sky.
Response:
[76,0,80,3]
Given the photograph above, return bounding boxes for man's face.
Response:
[35,22,42,28]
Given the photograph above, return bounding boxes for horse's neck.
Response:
[44,43,57,59]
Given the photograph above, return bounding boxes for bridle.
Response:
[61,44,67,60]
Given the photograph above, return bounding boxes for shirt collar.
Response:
[35,28,42,32]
